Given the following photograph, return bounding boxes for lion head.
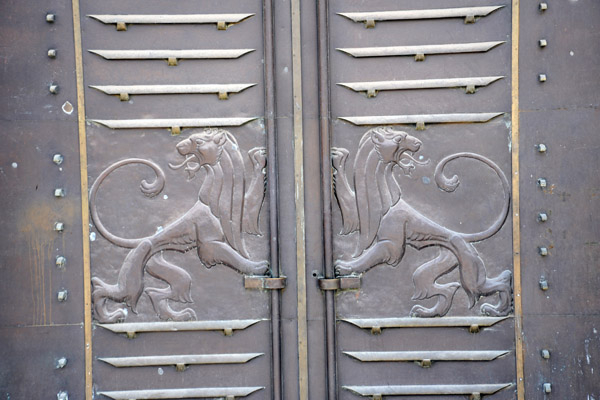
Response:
[170,128,249,258]
[353,127,425,255]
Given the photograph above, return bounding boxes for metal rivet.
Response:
[54,188,65,197]
[541,349,551,359]
[57,391,68,400]
[49,84,59,94]
[538,247,548,257]
[537,178,547,188]
[537,212,548,222]
[539,39,548,48]
[53,154,64,165]
[56,256,66,269]
[116,22,127,31]
[171,126,181,135]
[364,19,376,29]
[539,74,547,82]
[223,328,233,336]
[371,326,382,335]
[414,53,425,62]
[167,57,178,66]
[539,3,548,11]
[119,93,129,101]
[543,383,552,393]
[539,278,549,291]
[57,289,68,302]
[126,331,136,339]
[464,15,475,24]
[175,363,186,372]
[469,324,480,334]
[470,393,481,400]
[366,89,377,98]
[416,121,426,131]
[217,21,227,30]
[54,222,65,232]
[537,143,547,153]
[56,357,68,368]
[465,84,476,94]
[48,49,57,58]
[218,91,229,100]
[46,13,55,23]
[419,359,432,368]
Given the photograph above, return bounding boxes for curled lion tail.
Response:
[89,158,166,248]
[434,152,511,243]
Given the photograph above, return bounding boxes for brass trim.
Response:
[291,0,308,397]
[511,0,525,398]
[71,0,92,398]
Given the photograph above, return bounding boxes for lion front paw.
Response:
[250,261,269,276]
[334,261,355,276]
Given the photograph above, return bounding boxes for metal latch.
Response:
[244,276,287,290]
[318,276,361,290]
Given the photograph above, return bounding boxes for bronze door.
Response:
[1,0,599,399]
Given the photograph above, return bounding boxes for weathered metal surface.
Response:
[344,350,509,362]
[342,316,510,330]
[343,383,511,396]
[90,117,257,130]
[339,112,503,126]
[90,83,256,99]
[89,49,255,61]
[88,14,255,30]
[99,320,263,334]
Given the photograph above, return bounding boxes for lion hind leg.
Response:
[479,270,513,316]
[91,277,128,323]
[410,249,460,317]
[145,286,197,321]
[146,254,193,303]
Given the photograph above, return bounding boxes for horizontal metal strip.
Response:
[338,6,504,24]
[98,319,264,334]
[343,383,511,397]
[88,13,254,25]
[99,353,264,368]
[98,387,264,400]
[90,83,256,96]
[89,49,254,60]
[339,112,503,126]
[338,76,504,94]
[90,117,257,130]
[341,316,510,329]
[344,350,509,362]
[337,41,504,58]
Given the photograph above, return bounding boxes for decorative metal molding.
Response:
[88,49,254,64]
[98,320,263,335]
[341,316,509,331]
[338,6,504,28]
[344,350,509,362]
[343,384,511,397]
[337,41,504,59]
[98,387,264,400]
[90,117,257,132]
[339,112,503,128]
[88,14,255,31]
[338,76,504,97]
[99,353,263,368]
[90,84,256,101]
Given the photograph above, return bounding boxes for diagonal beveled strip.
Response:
[90,83,256,96]
[339,113,504,126]
[98,319,263,334]
[88,49,254,60]
[99,353,263,368]
[338,76,504,93]
[340,316,510,329]
[98,387,264,400]
[343,383,511,397]
[344,350,509,362]
[90,117,257,130]
[338,6,504,23]
[88,13,255,25]
[337,41,504,58]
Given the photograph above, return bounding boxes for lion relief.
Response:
[332,126,512,317]
[90,128,269,323]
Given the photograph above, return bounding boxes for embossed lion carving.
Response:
[90,128,269,323]
[332,126,512,317]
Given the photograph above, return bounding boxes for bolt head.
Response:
[46,13,55,23]
[539,74,547,82]
[57,290,68,302]
[541,349,551,359]
[56,357,68,368]
[49,84,59,94]
[56,256,66,268]
[539,3,548,11]
[537,178,547,188]
[539,39,548,48]
[53,154,64,165]
[54,222,65,232]
[54,188,65,197]
[538,247,549,256]
[537,143,547,153]
[57,391,68,400]
[539,279,549,290]
[48,49,57,58]
[543,383,552,393]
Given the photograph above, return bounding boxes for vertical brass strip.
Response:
[291,0,308,398]
[71,0,92,398]
[511,0,525,398]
